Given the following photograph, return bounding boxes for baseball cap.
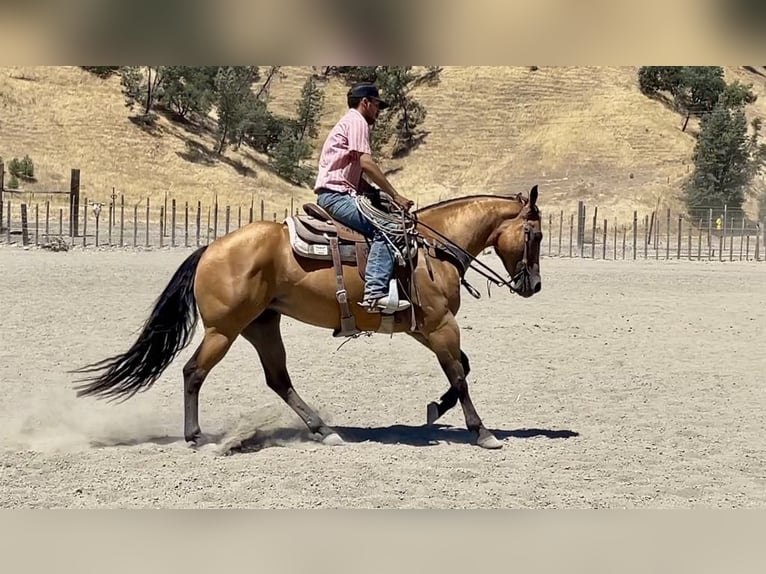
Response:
[348,83,389,109]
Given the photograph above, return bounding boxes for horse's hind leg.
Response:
[407,332,470,425]
[240,309,343,446]
[183,328,235,444]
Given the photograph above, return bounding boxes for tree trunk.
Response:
[217,124,228,154]
[681,111,690,132]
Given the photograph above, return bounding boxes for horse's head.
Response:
[489,185,543,298]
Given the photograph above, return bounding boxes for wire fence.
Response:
[1,189,764,263]
[538,203,765,262]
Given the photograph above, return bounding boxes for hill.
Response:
[2,66,765,225]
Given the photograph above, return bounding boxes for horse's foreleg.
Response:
[183,328,235,444]
[407,332,470,425]
[240,309,343,446]
[422,319,502,449]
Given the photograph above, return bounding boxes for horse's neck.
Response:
[418,197,522,256]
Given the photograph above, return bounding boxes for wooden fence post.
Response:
[196,201,201,247]
[622,225,626,260]
[602,218,607,260]
[643,215,648,259]
[34,203,39,246]
[82,196,87,246]
[665,208,670,260]
[213,196,219,239]
[20,203,29,246]
[171,198,177,247]
[108,200,113,245]
[591,206,598,258]
[133,204,138,247]
[5,201,10,242]
[145,198,150,247]
[548,212,553,256]
[558,210,563,256]
[739,217,745,261]
[206,206,211,245]
[119,195,125,247]
[568,212,574,257]
[677,215,682,259]
[70,168,80,238]
[184,201,189,247]
[0,161,4,233]
[686,217,692,261]
[163,192,168,238]
[632,211,637,260]
[94,204,101,247]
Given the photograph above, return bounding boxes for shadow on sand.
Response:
[89,424,579,453]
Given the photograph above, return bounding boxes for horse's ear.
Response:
[529,185,538,207]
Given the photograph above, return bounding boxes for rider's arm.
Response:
[359,153,413,209]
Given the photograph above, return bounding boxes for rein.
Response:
[354,192,533,299]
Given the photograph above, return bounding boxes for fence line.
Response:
[1,193,302,250]
[1,194,765,262]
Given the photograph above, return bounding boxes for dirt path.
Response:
[1,246,764,508]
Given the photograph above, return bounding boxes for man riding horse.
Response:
[314,82,415,313]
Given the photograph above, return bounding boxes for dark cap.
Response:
[348,82,389,109]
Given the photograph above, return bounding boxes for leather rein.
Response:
[401,211,533,299]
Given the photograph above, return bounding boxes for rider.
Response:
[314,82,415,313]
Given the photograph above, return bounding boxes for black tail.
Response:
[73,245,209,402]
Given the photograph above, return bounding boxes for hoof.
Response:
[321,432,345,446]
[426,402,440,426]
[477,433,503,450]
[185,432,201,446]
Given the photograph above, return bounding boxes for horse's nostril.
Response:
[533,282,541,293]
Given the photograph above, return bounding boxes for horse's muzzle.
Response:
[510,265,541,298]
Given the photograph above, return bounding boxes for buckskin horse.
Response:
[73,185,543,450]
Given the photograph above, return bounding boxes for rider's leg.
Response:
[316,190,374,234]
[316,191,409,312]
[363,231,395,300]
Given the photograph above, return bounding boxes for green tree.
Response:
[295,75,324,147]
[637,66,684,96]
[120,66,164,117]
[270,76,325,186]
[684,100,766,215]
[157,66,218,121]
[637,66,737,131]
[675,67,727,131]
[213,66,260,154]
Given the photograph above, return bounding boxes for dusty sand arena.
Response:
[1,246,764,508]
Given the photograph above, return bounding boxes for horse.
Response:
[72,185,543,450]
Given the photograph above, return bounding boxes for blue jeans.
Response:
[316,190,394,299]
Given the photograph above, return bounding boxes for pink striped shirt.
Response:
[314,108,372,195]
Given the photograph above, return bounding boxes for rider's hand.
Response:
[393,194,414,212]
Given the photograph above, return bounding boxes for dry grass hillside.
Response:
[2,66,766,224]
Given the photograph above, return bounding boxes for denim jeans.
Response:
[316,190,394,299]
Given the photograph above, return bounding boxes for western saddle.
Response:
[284,202,411,338]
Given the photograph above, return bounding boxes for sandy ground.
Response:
[0,245,764,508]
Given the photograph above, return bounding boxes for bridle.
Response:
[401,209,537,298]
